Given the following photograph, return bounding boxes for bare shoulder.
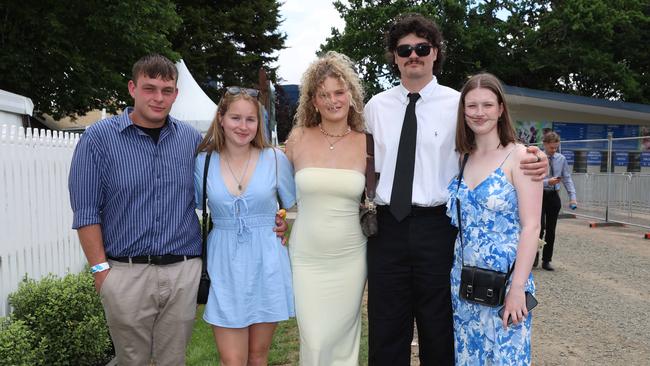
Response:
[512,143,528,159]
[285,127,306,149]
[505,143,528,172]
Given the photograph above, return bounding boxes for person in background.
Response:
[285,51,368,365]
[537,131,577,271]
[363,13,548,365]
[194,86,296,365]
[448,72,541,365]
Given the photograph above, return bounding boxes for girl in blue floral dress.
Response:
[447,73,542,365]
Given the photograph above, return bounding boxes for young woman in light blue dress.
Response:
[447,73,542,365]
[194,87,296,365]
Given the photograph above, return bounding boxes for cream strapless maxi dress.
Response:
[289,168,367,366]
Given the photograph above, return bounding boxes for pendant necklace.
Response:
[224,149,252,192]
[318,123,351,150]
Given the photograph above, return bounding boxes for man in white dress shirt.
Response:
[364,13,547,366]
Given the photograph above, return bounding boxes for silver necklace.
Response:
[223,149,252,192]
[318,124,351,150]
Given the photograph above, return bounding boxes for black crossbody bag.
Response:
[456,154,513,307]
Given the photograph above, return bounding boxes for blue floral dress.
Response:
[446,156,535,366]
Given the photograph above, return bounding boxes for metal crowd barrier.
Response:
[559,173,650,229]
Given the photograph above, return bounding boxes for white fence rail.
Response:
[0,124,85,318]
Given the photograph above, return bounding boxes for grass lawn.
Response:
[186,294,369,365]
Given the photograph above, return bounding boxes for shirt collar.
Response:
[397,76,439,103]
[118,106,178,134]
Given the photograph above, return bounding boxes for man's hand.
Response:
[93,269,110,293]
[273,212,289,245]
[520,146,548,181]
[548,177,561,185]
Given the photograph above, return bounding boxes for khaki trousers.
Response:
[100,258,201,366]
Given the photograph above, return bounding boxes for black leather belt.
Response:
[377,204,446,217]
[108,255,199,265]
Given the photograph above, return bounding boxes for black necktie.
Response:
[549,156,556,190]
[390,92,420,222]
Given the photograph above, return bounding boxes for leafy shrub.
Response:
[4,272,112,365]
[0,319,45,365]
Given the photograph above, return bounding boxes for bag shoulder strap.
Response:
[365,133,377,201]
[201,152,211,271]
[456,153,469,255]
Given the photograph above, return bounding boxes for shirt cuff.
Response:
[72,208,101,229]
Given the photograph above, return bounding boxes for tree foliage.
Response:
[171,0,286,102]
[321,0,650,103]
[0,0,181,119]
[0,0,286,119]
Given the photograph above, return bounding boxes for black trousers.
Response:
[540,190,561,262]
[367,206,456,366]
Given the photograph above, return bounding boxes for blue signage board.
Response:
[552,122,639,151]
[614,152,628,166]
[587,151,601,165]
[562,150,575,165]
[641,152,650,167]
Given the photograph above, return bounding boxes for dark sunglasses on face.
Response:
[395,43,433,58]
[225,86,260,98]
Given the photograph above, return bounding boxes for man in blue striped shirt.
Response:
[69,54,201,365]
[538,131,578,271]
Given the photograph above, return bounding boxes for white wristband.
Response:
[90,262,110,274]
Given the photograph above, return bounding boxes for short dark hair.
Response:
[131,54,178,84]
[385,13,446,77]
[543,131,561,143]
[455,73,516,154]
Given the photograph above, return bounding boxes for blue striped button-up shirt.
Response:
[69,107,202,257]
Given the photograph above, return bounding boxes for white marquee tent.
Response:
[170,60,217,134]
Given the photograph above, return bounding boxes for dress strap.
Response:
[497,146,517,168]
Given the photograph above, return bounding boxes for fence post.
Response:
[605,132,613,222]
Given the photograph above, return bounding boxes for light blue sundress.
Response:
[446,151,535,366]
[194,148,296,328]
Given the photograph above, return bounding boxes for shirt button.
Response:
[157,174,161,179]
[156,217,160,222]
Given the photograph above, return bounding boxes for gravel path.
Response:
[531,217,650,365]
[409,217,650,365]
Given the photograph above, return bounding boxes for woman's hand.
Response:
[501,285,528,328]
[274,210,289,245]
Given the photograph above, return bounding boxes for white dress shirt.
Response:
[364,78,460,207]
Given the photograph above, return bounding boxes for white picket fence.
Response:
[0,124,86,318]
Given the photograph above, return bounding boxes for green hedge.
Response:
[0,271,112,366]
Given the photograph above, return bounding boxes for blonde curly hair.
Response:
[293,51,365,132]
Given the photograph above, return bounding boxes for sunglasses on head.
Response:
[395,43,433,58]
[225,86,260,98]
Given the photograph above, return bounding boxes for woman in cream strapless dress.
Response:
[290,168,366,364]
[285,51,368,365]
